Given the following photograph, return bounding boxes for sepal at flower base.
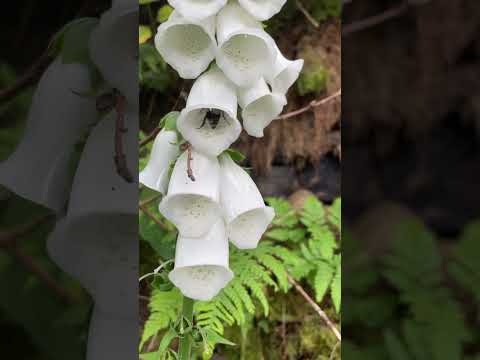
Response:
[219,154,275,249]
[155,11,217,79]
[169,220,234,301]
[159,149,222,237]
[216,1,277,87]
[238,77,286,137]
[0,59,97,212]
[177,66,241,156]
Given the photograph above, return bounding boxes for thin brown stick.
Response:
[329,341,340,360]
[276,89,341,121]
[288,274,341,341]
[139,203,170,231]
[296,0,319,28]
[180,143,195,182]
[139,127,161,148]
[0,52,52,104]
[12,247,76,304]
[114,92,134,183]
[0,215,54,247]
[343,1,408,36]
[139,194,162,207]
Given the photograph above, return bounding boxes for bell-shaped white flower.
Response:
[238,0,287,21]
[216,1,277,87]
[177,66,241,156]
[89,0,138,106]
[219,154,275,249]
[0,59,97,212]
[169,219,234,300]
[238,77,287,137]
[155,11,216,79]
[47,110,138,302]
[139,129,179,194]
[267,44,304,94]
[168,0,227,21]
[159,149,221,237]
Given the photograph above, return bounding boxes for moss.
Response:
[311,0,343,22]
[297,65,329,96]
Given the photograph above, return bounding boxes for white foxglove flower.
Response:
[216,1,277,87]
[90,0,138,106]
[238,0,287,21]
[159,149,222,237]
[47,111,138,299]
[139,129,179,194]
[267,44,304,94]
[168,0,227,21]
[219,154,275,249]
[177,66,241,156]
[155,11,216,79]
[0,59,96,212]
[169,220,233,300]
[238,77,287,137]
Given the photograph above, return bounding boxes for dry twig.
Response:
[288,274,341,342]
[114,92,134,183]
[296,0,319,28]
[139,203,170,231]
[180,142,196,182]
[277,89,341,121]
[343,1,409,36]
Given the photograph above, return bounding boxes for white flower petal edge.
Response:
[168,0,227,21]
[169,220,234,301]
[159,149,222,237]
[89,1,138,106]
[155,11,216,79]
[0,59,96,212]
[216,1,277,87]
[238,78,287,137]
[219,154,275,249]
[139,129,179,194]
[86,306,137,360]
[238,0,287,21]
[177,66,241,156]
[267,45,304,95]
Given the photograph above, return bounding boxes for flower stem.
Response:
[179,296,195,360]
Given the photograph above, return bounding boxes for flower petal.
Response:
[155,11,216,79]
[267,45,304,94]
[139,129,179,194]
[168,0,227,21]
[238,78,287,137]
[169,220,234,300]
[159,149,222,237]
[238,0,287,21]
[177,67,241,156]
[216,1,276,87]
[89,2,138,106]
[219,154,275,249]
[0,59,97,212]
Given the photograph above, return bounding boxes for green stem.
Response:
[178,296,195,360]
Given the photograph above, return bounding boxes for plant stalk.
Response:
[178,296,195,360]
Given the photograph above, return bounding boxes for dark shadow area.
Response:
[343,0,480,358]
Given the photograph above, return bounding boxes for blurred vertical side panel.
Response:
[0,1,139,359]
[343,1,480,359]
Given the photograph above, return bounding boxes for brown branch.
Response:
[0,52,52,104]
[114,92,134,183]
[277,89,341,121]
[288,274,341,342]
[180,143,195,182]
[139,204,170,231]
[139,127,161,148]
[139,194,162,208]
[296,0,319,28]
[343,1,409,36]
[12,247,76,304]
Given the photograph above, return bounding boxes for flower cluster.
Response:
[141,0,303,300]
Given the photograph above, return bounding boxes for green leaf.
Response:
[331,260,341,313]
[139,25,153,44]
[158,327,178,356]
[384,329,412,360]
[157,5,174,23]
[140,0,160,4]
[160,111,180,131]
[223,148,246,163]
[205,328,236,346]
[266,228,290,242]
[59,18,99,66]
[313,261,334,303]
